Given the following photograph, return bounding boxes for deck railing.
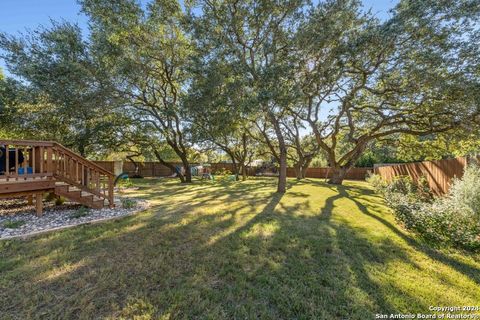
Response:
[0,140,115,207]
[51,143,114,206]
[0,140,54,182]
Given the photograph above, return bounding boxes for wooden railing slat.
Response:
[5,144,9,180]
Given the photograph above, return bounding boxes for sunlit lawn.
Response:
[1,178,479,319]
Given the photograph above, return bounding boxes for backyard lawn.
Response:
[1,178,479,319]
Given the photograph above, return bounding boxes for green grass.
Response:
[0,178,479,319]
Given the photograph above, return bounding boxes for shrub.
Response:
[70,206,90,219]
[45,192,57,203]
[55,196,66,206]
[2,220,26,229]
[45,193,66,205]
[449,164,480,217]
[385,175,417,197]
[374,165,480,251]
[121,198,137,209]
[366,173,386,193]
[414,199,480,250]
[375,174,433,203]
[118,178,135,189]
[416,175,433,202]
[213,168,232,176]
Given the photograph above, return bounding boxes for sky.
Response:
[0,0,399,76]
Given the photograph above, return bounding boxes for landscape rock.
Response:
[0,197,149,239]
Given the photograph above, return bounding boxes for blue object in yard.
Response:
[114,172,130,186]
[18,167,33,175]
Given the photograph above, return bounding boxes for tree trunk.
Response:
[294,162,302,179]
[163,139,192,183]
[126,156,141,178]
[300,166,309,179]
[134,162,139,176]
[301,157,313,179]
[240,163,247,181]
[153,149,186,183]
[278,151,287,193]
[328,166,348,185]
[230,157,240,181]
[294,155,312,180]
[180,157,192,183]
[268,112,287,193]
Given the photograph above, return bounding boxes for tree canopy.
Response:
[0,0,479,189]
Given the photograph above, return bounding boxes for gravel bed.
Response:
[0,197,149,240]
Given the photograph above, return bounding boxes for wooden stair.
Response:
[54,182,107,209]
[1,140,115,215]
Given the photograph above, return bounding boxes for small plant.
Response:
[385,175,417,196]
[212,168,232,176]
[121,198,137,209]
[449,164,480,216]
[416,175,433,202]
[45,193,66,206]
[118,178,135,189]
[2,220,26,229]
[366,173,386,193]
[70,206,90,219]
[55,196,66,206]
[45,192,57,203]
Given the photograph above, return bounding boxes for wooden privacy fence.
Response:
[93,160,372,181]
[286,167,371,180]
[374,157,470,196]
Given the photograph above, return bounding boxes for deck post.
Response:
[108,175,114,208]
[35,193,43,217]
[27,194,33,205]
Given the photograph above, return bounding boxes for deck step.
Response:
[54,182,108,209]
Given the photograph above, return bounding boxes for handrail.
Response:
[52,143,114,177]
[0,140,55,147]
[0,140,114,176]
[51,142,115,207]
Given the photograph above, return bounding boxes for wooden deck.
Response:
[0,140,115,216]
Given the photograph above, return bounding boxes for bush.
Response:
[55,196,66,206]
[2,220,26,229]
[118,178,135,189]
[367,173,432,202]
[373,166,480,251]
[70,206,90,219]
[213,168,232,176]
[416,175,433,203]
[121,198,137,209]
[45,193,66,205]
[45,192,57,203]
[385,175,417,197]
[449,165,480,217]
[366,173,386,193]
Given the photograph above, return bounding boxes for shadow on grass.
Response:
[342,186,480,285]
[0,178,479,319]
